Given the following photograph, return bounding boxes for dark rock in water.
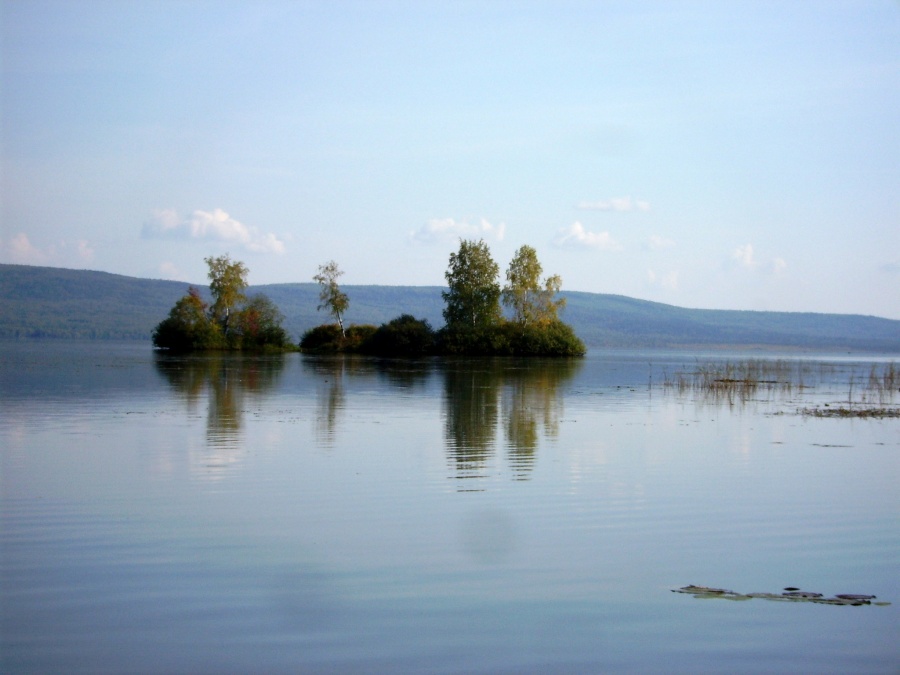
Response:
[673,586,886,606]
[673,585,735,595]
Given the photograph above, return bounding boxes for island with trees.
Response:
[300,239,585,357]
[152,254,291,352]
[152,240,585,356]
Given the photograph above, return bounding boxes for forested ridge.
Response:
[2,263,898,351]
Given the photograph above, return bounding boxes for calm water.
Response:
[1,342,897,674]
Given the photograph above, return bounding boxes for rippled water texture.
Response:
[1,342,898,673]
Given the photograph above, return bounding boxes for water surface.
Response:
[1,342,897,673]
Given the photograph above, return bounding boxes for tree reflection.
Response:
[442,361,501,486]
[373,357,434,391]
[154,353,285,477]
[440,358,581,486]
[502,362,571,479]
[300,355,378,445]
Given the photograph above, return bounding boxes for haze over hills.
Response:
[1,264,898,352]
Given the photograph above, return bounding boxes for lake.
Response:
[1,341,897,674]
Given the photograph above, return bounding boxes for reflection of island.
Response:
[154,353,285,478]
[442,362,500,485]
[299,354,580,486]
[300,355,379,445]
[440,358,581,486]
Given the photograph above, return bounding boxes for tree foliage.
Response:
[299,323,376,353]
[153,258,289,352]
[442,239,501,330]
[205,254,248,332]
[313,260,349,336]
[152,287,223,351]
[503,245,566,329]
[234,294,289,349]
[364,314,435,356]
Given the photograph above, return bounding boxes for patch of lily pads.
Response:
[673,585,889,606]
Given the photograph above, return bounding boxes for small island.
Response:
[153,239,585,357]
[152,254,292,352]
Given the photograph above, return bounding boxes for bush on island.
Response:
[506,320,586,357]
[363,315,435,356]
[299,323,377,353]
[435,320,586,357]
[152,288,224,352]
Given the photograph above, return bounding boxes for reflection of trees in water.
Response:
[300,355,378,445]
[502,363,569,480]
[442,362,500,485]
[373,358,434,391]
[154,353,285,477]
[441,358,581,485]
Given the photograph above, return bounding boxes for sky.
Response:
[2,0,899,319]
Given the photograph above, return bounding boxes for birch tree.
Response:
[205,254,248,333]
[441,239,501,330]
[502,245,565,328]
[314,260,349,336]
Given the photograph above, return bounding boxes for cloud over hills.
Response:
[0,233,94,267]
[577,197,650,212]
[409,217,506,244]
[731,244,787,275]
[553,222,622,251]
[142,209,285,254]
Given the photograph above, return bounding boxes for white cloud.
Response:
[647,269,679,289]
[645,234,675,250]
[731,244,787,275]
[142,208,285,254]
[0,232,94,266]
[75,240,95,261]
[577,197,650,212]
[553,221,622,251]
[409,217,506,244]
[880,261,900,274]
[732,243,758,269]
[2,233,49,265]
[157,261,187,280]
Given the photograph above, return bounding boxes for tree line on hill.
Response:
[152,240,585,357]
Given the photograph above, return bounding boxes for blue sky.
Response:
[2,0,899,318]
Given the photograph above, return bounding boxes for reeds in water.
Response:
[662,359,898,414]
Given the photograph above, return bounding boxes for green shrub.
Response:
[509,320,586,357]
[300,323,344,351]
[363,315,435,356]
[152,288,224,351]
[153,287,290,352]
[300,323,377,353]
[234,294,290,349]
[434,320,585,356]
[345,324,378,351]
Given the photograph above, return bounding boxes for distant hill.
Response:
[1,264,898,351]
